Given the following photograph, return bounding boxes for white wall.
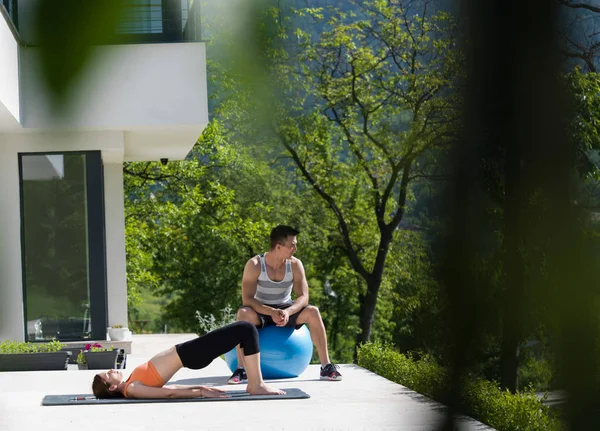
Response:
[20,43,208,131]
[0,131,128,341]
[103,162,128,327]
[0,142,24,341]
[0,12,20,127]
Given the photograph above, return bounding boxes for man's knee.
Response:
[237,306,258,323]
[304,305,323,323]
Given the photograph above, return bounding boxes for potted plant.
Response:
[77,343,120,370]
[107,324,129,341]
[0,339,70,371]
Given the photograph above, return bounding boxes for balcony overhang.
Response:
[124,126,201,162]
[13,41,208,162]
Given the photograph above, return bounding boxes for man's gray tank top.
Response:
[253,253,293,305]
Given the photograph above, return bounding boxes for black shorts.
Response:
[240,303,306,330]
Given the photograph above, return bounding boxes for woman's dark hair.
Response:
[269,225,300,249]
[92,374,124,399]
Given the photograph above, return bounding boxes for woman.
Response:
[92,321,285,399]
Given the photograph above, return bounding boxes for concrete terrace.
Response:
[0,334,494,431]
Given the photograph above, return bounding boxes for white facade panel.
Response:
[0,12,20,127]
[103,162,128,328]
[0,143,25,341]
[20,42,208,131]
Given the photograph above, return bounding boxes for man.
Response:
[227,225,342,384]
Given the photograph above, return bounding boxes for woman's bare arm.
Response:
[165,384,227,392]
[126,382,229,399]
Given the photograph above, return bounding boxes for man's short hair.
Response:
[270,225,300,249]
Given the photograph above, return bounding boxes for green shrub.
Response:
[356,342,446,399]
[0,339,64,354]
[462,379,561,431]
[357,342,563,431]
[196,306,236,334]
[518,355,554,392]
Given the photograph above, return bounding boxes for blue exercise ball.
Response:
[224,325,313,379]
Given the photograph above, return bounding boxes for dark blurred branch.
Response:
[559,0,600,13]
[562,49,598,72]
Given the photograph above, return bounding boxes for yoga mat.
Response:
[42,387,309,406]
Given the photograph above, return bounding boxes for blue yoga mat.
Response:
[42,387,309,405]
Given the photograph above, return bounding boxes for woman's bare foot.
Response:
[246,383,286,395]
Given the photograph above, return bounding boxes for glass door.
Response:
[19,151,107,341]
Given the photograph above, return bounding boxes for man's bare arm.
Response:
[241,257,279,317]
[286,258,309,315]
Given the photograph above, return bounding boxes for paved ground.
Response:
[0,334,494,431]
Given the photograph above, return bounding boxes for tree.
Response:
[267,0,462,347]
[559,0,600,72]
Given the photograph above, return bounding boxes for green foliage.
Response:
[129,287,167,333]
[462,380,561,431]
[357,342,446,399]
[0,340,64,354]
[124,219,156,315]
[518,349,554,392]
[387,229,441,352]
[357,342,563,431]
[196,306,236,335]
[567,69,600,180]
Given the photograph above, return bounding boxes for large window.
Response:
[117,0,164,35]
[19,152,107,341]
[114,0,200,43]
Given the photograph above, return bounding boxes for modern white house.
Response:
[0,0,208,342]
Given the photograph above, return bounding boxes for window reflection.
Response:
[21,154,92,341]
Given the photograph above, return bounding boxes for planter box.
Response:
[0,351,70,371]
[84,349,119,370]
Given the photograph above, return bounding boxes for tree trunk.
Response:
[354,231,393,355]
[356,277,381,345]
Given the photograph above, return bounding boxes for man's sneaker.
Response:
[320,363,343,381]
[227,368,247,384]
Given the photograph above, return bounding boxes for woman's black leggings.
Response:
[175,321,260,370]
